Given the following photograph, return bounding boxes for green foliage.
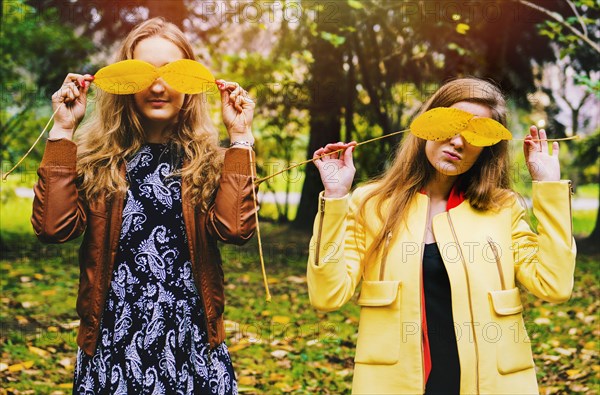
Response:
[536,0,600,100]
[1,0,94,164]
[215,51,311,222]
[574,74,600,98]
[319,32,346,48]
[573,130,600,184]
[346,0,363,10]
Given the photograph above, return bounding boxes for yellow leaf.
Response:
[94,60,158,94]
[456,23,470,35]
[237,376,256,386]
[461,131,500,147]
[159,59,215,94]
[57,383,73,389]
[410,107,512,146]
[462,117,512,146]
[237,386,259,393]
[410,107,473,141]
[8,360,34,372]
[272,315,290,325]
[566,369,580,376]
[583,341,596,350]
[28,346,50,358]
[227,342,251,353]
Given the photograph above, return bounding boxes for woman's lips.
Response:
[443,150,461,160]
[149,99,168,108]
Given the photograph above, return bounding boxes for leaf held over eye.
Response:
[462,117,512,146]
[410,107,473,141]
[94,60,158,94]
[409,107,512,146]
[159,59,215,94]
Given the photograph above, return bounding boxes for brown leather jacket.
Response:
[31,139,256,356]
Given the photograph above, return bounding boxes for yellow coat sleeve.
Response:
[307,191,366,311]
[512,181,577,303]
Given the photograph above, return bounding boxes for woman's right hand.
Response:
[313,141,357,198]
[48,73,95,140]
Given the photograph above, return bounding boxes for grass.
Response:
[0,186,598,394]
[573,210,597,237]
[574,184,599,199]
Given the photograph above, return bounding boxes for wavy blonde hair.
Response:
[357,77,513,263]
[75,17,223,211]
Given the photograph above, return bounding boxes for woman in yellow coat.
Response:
[306,78,576,394]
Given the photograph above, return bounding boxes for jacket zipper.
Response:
[419,198,431,394]
[487,237,506,290]
[314,197,326,266]
[378,231,393,280]
[568,181,573,246]
[447,212,480,395]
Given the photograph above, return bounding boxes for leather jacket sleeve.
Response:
[31,139,87,243]
[207,147,257,245]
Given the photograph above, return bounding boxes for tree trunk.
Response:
[581,165,600,254]
[293,33,344,230]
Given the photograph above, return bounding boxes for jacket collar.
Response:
[419,182,465,211]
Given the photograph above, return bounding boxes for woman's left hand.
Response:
[217,79,255,145]
[523,126,560,181]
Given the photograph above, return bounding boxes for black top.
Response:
[423,242,461,395]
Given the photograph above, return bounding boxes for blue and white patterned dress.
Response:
[73,143,237,395]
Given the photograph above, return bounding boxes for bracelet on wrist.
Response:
[230,140,254,148]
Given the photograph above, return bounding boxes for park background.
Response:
[1,0,599,393]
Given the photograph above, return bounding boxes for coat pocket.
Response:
[489,288,535,374]
[354,281,402,365]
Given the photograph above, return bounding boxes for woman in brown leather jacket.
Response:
[31,17,256,394]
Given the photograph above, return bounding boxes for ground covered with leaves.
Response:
[1,222,598,394]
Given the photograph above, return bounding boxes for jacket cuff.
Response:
[222,147,255,176]
[40,138,77,167]
[532,180,573,202]
[318,191,349,215]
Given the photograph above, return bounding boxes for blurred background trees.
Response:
[2,0,598,246]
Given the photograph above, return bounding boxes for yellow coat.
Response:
[307,181,576,394]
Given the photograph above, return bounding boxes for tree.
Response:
[291,0,564,228]
[1,0,93,167]
[293,1,348,229]
[525,0,600,252]
[26,0,188,42]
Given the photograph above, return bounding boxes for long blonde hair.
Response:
[357,77,513,262]
[75,17,223,211]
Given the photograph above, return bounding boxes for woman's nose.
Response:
[149,78,167,93]
[449,134,466,148]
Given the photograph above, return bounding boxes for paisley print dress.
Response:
[73,143,237,395]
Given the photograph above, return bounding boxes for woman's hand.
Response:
[523,126,560,182]
[217,79,255,146]
[313,141,357,198]
[48,73,94,140]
